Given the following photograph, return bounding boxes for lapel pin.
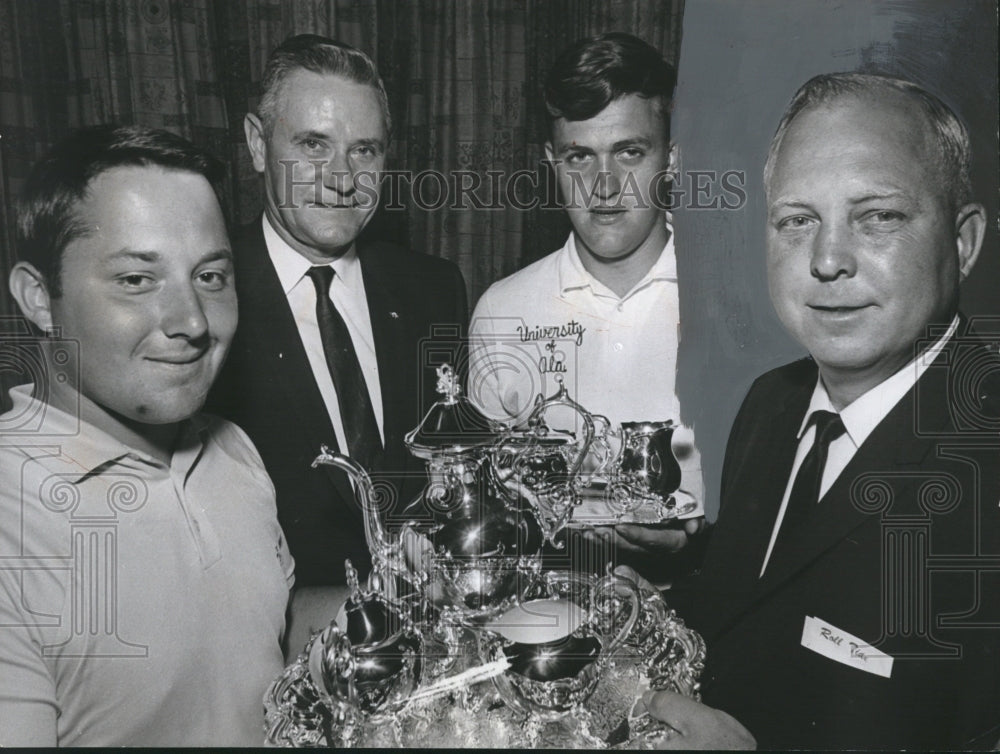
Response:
[390,311,399,319]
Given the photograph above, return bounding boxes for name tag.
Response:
[800,616,893,678]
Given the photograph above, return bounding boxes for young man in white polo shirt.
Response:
[468,33,705,575]
[0,125,300,746]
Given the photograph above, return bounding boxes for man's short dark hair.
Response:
[15,124,224,298]
[257,33,391,138]
[763,72,973,211]
[543,32,676,135]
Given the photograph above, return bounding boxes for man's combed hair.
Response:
[763,72,973,210]
[257,33,391,138]
[15,124,224,297]
[543,32,676,130]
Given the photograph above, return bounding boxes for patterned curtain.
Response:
[0,0,684,317]
[0,0,230,278]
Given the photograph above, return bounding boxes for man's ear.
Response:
[666,142,680,178]
[955,202,986,281]
[244,113,267,174]
[9,262,54,332]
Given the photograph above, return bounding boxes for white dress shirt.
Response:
[262,216,385,455]
[760,316,959,575]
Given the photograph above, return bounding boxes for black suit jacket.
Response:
[688,322,1000,749]
[208,220,468,586]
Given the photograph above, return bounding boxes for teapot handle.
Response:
[593,572,641,662]
[309,622,356,707]
[582,413,615,482]
[525,380,596,477]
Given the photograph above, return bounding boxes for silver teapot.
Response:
[489,378,598,545]
[312,365,595,623]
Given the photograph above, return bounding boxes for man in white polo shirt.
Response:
[468,33,705,572]
[0,125,298,746]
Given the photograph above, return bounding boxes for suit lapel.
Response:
[751,346,952,609]
[236,221,360,518]
[359,243,410,473]
[698,378,812,634]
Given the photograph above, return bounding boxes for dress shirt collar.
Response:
[5,383,208,482]
[799,315,959,448]
[558,221,676,299]
[262,214,362,297]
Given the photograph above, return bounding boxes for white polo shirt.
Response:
[469,230,704,514]
[0,385,294,746]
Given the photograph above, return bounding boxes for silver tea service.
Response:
[312,364,597,623]
[266,565,710,747]
[265,364,709,747]
[490,378,598,545]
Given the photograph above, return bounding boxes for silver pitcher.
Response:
[307,561,423,745]
[588,419,696,520]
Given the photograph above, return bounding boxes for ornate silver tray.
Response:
[263,586,704,748]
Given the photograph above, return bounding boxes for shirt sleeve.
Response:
[468,291,522,423]
[275,522,296,590]
[0,569,59,746]
[214,419,296,590]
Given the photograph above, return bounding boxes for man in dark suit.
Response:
[209,35,467,589]
[639,74,998,749]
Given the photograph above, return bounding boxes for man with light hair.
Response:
[640,72,999,749]
[209,34,469,590]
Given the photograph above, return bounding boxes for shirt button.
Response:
[613,342,624,352]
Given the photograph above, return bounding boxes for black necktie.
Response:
[774,410,846,548]
[307,266,382,470]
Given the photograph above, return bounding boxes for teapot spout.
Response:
[312,445,389,563]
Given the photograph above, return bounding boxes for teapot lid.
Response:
[405,364,501,457]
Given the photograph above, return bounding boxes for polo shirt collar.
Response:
[558,222,677,298]
[262,214,361,296]
[6,383,207,483]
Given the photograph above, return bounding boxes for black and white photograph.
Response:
[0,0,997,748]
